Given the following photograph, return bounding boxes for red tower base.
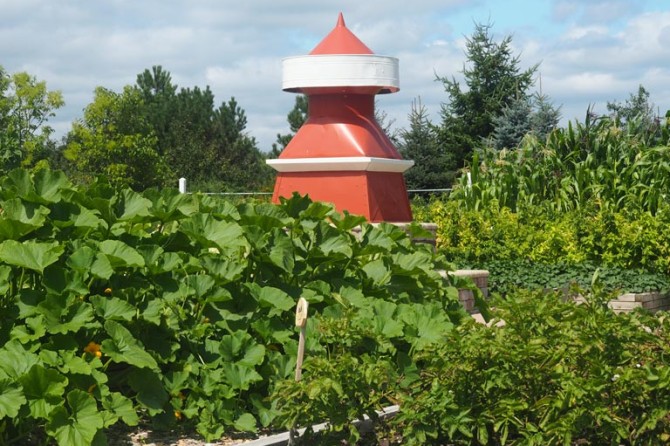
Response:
[272,171,413,222]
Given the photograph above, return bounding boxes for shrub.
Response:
[417,198,670,275]
[393,288,670,445]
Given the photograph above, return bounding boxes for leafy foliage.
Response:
[64,86,170,190]
[462,259,670,297]
[453,112,670,215]
[0,168,466,445]
[0,66,64,174]
[416,198,670,275]
[392,288,670,445]
[64,66,273,192]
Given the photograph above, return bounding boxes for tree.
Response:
[490,92,561,150]
[135,65,177,155]
[437,22,537,168]
[271,95,307,157]
[64,86,170,190]
[210,97,273,191]
[398,99,456,189]
[132,66,273,191]
[607,85,655,126]
[0,66,64,173]
[529,93,561,142]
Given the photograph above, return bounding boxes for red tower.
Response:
[267,13,414,222]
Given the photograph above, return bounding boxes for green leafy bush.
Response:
[0,168,467,445]
[417,198,670,275]
[393,289,670,445]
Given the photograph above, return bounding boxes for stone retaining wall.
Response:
[574,292,670,314]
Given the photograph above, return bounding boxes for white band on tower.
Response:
[267,156,413,173]
[282,54,400,92]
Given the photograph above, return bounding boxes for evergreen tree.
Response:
[530,93,561,142]
[490,92,561,150]
[437,22,537,168]
[398,100,456,189]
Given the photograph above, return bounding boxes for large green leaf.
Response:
[234,412,258,433]
[268,232,294,273]
[219,331,266,367]
[19,364,69,419]
[400,302,454,351]
[180,213,248,252]
[99,240,145,268]
[201,256,245,283]
[102,320,158,369]
[0,240,64,273]
[0,340,40,379]
[33,168,70,204]
[90,295,136,321]
[393,251,434,275]
[73,205,108,231]
[0,379,26,419]
[115,189,152,221]
[187,274,215,298]
[362,259,392,286]
[248,284,295,317]
[127,368,168,415]
[102,392,139,427]
[145,188,198,221]
[222,363,263,391]
[43,265,89,296]
[66,246,113,279]
[46,389,104,446]
[0,199,49,240]
[38,299,97,334]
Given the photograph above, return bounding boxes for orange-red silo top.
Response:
[309,13,374,55]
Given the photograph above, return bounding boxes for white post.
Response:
[178,178,187,194]
[467,171,472,189]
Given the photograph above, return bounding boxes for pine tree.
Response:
[437,22,537,166]
[399,100,456,189]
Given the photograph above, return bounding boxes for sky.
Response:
[2,0,669,152]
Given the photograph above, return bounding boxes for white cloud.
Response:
[2,0,669,152]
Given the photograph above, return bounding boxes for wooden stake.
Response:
[295,297,308,382]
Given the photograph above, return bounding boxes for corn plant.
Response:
[452,113,670,214]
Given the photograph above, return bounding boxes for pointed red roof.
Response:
[309,13,374,55]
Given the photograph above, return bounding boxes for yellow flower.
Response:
[84,341,102,358]
[174,410,183,421]
[104,287,112,295]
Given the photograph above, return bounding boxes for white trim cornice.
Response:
[267,157,413,173]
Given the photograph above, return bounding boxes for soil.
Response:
[105,424,259,446]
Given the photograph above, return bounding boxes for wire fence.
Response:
[177,178,452,197]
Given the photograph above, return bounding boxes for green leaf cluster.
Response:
[0,168,465,445]
[392,289,670,445]
[418,198,670,275]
